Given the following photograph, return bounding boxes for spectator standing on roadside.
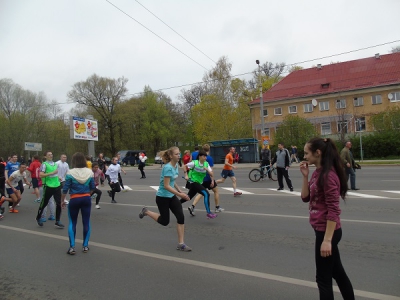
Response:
[340,141,359,191]
[260,145,272,179]
[300,137,354,299]
[271,142,294,191]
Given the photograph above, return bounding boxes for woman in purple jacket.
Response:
[300,138,354,300]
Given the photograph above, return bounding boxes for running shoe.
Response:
[33,199,41,203]
[0,196,6,205]
[215,207,225,213]
[176,243,192,252]
[290,188,294,192]
[111,200,117,203]
[0,207,4,214]
[206,213,218,219]
[139,207,148,219]
[233,191,242,196]
[9,208,19,213]
[48,215,55,221]
[95,205,101,209]
[36,218,43,227]
[0,214,4,220]
[55,221,65,229]
[67,247,76,255]
[91,193,97,199]
[40,217,47,223]
[188,206,195,216]
[82,246,89,253]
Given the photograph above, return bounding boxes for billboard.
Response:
[70,116,98,141]
[24,142,42,151]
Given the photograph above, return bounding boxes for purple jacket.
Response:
[301,168,341,231]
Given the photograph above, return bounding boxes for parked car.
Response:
[154,152,163,164]
[118,150,145,166]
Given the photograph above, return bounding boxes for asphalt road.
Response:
[1,165,399,300]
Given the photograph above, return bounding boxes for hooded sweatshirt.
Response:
[62,168,95,199]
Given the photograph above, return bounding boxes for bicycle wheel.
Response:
[249,169,262,182]
[269,167,278,181]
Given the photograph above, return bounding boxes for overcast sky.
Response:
[1,0,399,113]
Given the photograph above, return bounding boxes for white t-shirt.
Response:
[56,160,69,182]
[105,163,121,183]
[5,170,27,188]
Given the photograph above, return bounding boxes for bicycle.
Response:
[248,164,277,182]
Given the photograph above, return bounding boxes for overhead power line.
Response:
[134,0,217,65]
[105,0,209,70]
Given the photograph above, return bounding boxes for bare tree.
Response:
[67,74,128,155]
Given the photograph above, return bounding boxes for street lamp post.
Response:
[357,118,364,161]
[256,60,264,138]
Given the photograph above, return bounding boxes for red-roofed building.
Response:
[249,52,400,145]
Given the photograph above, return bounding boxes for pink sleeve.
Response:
[324,171,341,223]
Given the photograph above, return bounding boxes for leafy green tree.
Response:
[275,115,318,153]
[369,106,400,132]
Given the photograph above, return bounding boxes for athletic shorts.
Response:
[6,186,20,195]
[221,169,235,178]
[202,180,218,190]
[32,178,39,189]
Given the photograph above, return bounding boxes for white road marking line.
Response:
[0,225,398,300]
[347,192,387,198]
[150,186,159,191]
[384,191,400,194]
[122,185,132,190]
[221,188,254,194]
[267,188,301,196]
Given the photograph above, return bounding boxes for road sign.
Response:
[24,142,42,151]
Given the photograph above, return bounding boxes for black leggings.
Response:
[156,195,184,226]
[109,182,121,200]
[186,181,211,214]
[91,187,102,205]
[314,228,354,300]
[36,185,62,222]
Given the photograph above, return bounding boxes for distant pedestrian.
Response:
[271,142,293,191]
[300,137,354,299]
[138,152,147,179]
[138,147,191,251]
[340,141,359,191]
[105,157,121,203]
[260,144,271,179]
[91,162,105,209]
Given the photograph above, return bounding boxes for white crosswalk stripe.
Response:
[220,188,254,194]
[347,191,387,198]
[267,188,301,196]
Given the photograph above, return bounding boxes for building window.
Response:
[354,97,364,107]
[337,121,348,133]
[389,91,400,102]
[274,107,282,115]
[371,95,382,105]
[321,122,331,135]
[288,105,297,114]
[336,99,346,109]
[264,128,270,137]
[304,103,313,113]
[355,117,366,132]
[263,109,268,116]
[319,101,329,111]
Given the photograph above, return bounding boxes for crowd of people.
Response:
[1,139,357,298]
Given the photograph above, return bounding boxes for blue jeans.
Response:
[345,167,356,189]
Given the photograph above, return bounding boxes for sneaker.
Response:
[0,196,6,205]
[67,247,76,255]
[215,207,225,213]
[290,188,294,192]
[36,218,43,227]
[9,208,19,213]
[48,215,55,221]
[40,217,47,223]
[82,246,89,253]
[139,207,148,219]
[206,213,218,219]
[55,221,65,229]
[176,243,192,252]
[0,207,4,214]
[91,193,97,199]
[107,191,112,197]
[277,187,284,191]
[188,206,195,216]
[95,205,101,209]
[0,214,4,220]
[111,200,117,203]
[34,199,41,203]
[233,191,242,196]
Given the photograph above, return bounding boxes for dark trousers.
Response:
[138,164,146,178]
[314,229,354,300]
[185,181,211,214]
[277,167,293,189]
[345,167,356,190]
[67,196,91,248]
[91,187,102,205]
[156,195,184,226]
[36,185,62,222]
[109,182,121,200]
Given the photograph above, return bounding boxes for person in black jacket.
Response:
[271,142,294,191]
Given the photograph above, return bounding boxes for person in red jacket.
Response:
[27,155,42,203]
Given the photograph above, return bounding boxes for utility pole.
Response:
[256,60,264,138]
